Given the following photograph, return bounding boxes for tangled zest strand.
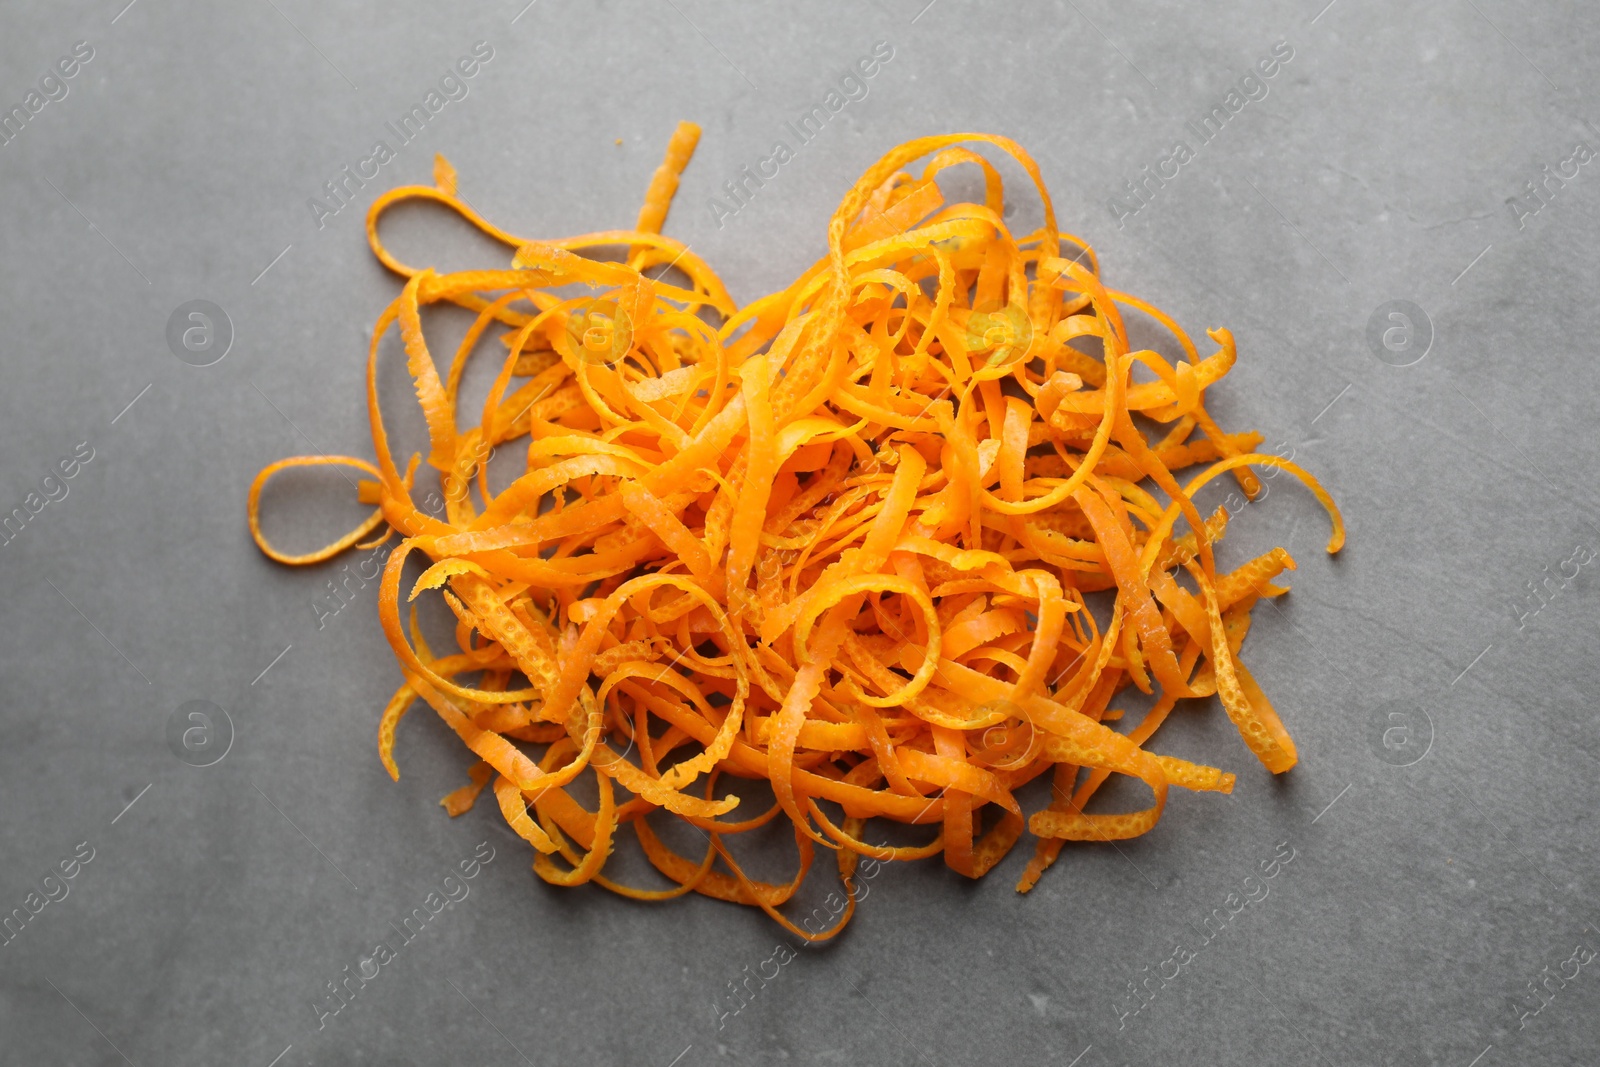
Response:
[248,124,1343,940]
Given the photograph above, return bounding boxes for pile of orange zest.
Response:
[247,122,1344,939]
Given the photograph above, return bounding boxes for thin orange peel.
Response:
[248,122,1343,938]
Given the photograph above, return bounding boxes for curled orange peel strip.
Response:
[248,455,386,565]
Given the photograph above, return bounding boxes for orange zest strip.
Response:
[633,121,701,253]
[248,456,386,565]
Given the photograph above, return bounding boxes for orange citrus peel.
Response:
[248,122,1343,939]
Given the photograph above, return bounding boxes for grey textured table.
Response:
[3,2,1598,1065]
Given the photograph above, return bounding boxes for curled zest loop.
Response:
[247,455,386,565]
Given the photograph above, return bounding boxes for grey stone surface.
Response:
[1,1,1598,1064]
